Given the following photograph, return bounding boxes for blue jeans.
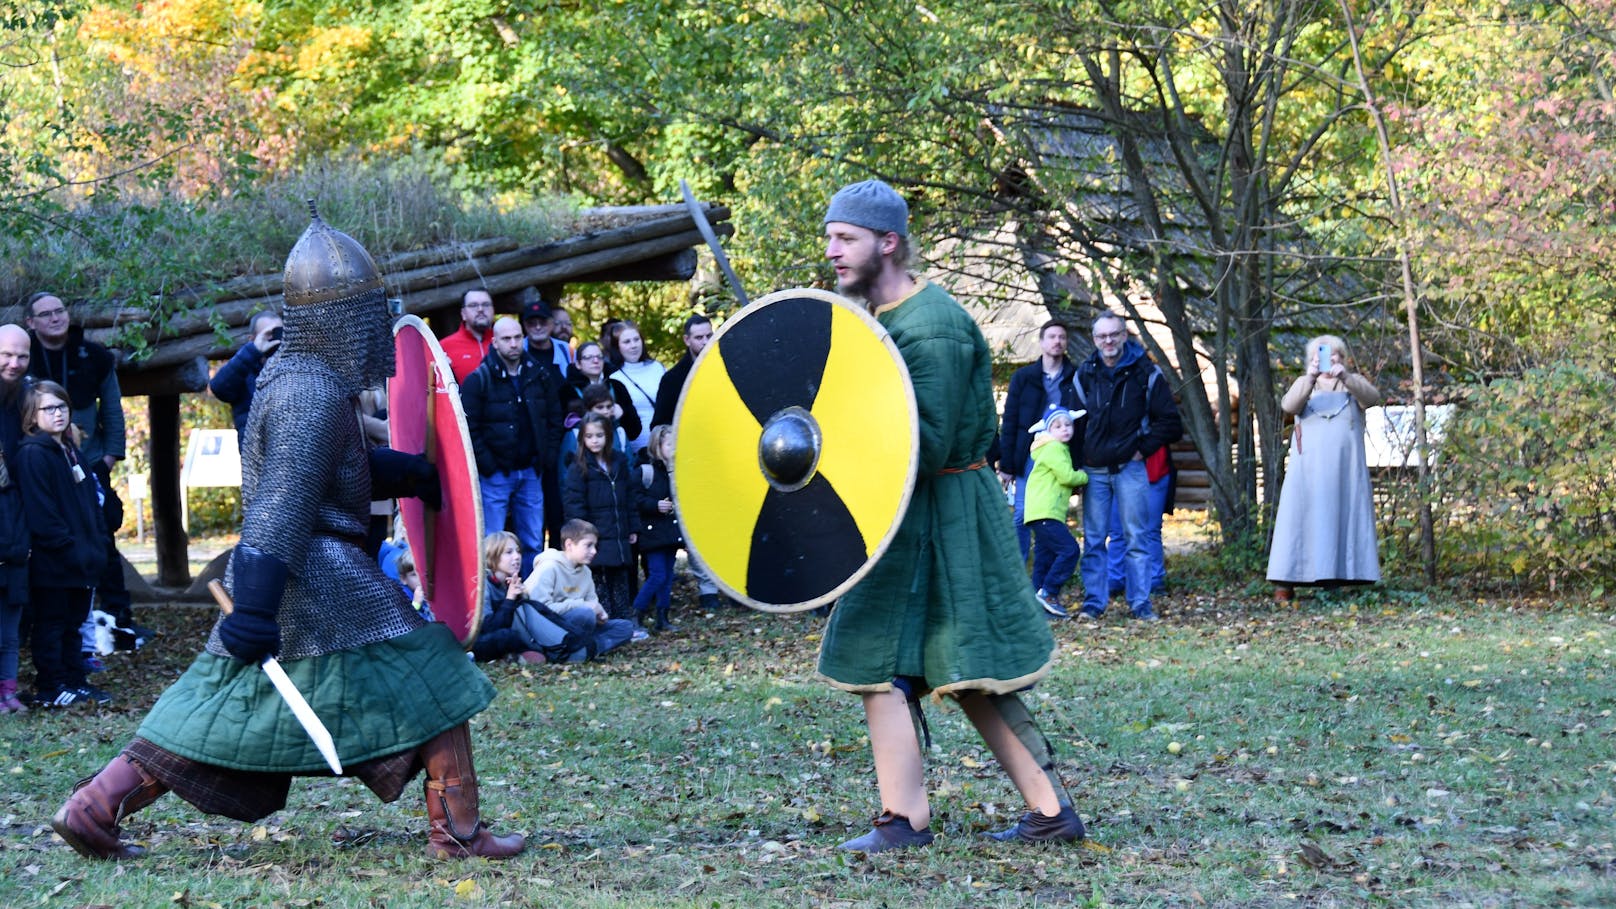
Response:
[632,548,676,615]
[1028,519,1079,596]
[1012,471,1032,562]
[1080,460,1153,616]
[1107,472,1169,595]
[480,467,545,575]
[555,609,635,659]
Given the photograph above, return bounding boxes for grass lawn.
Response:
[1,580,1611,908]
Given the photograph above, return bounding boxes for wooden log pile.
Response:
[0,204,731,396]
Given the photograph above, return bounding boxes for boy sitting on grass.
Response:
[525,519,645,652]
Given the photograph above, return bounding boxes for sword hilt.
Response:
[207,579,234,615]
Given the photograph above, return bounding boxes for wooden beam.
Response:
[117,356,211,396]
[148,394,191,587]
[569,248,699,284]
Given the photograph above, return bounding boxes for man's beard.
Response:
[835,254,882,301]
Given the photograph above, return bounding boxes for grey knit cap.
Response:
[824,179,908,237]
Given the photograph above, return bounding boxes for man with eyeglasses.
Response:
[1072,312,1181,622]
[441,289,497,383]
[25,293,135,638]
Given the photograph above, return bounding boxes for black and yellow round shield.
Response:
[672,288,919,613]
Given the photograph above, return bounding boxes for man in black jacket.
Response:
[997,319,1080,562]
[1074,312,1181,622]
[650,313,713,428]
[462,316,564,573]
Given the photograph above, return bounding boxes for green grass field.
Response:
[1,582,1611,908]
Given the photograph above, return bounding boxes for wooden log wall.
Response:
[0,204,732,394]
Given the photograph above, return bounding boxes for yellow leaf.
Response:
[960,756,982,768]
[454,879,479,898]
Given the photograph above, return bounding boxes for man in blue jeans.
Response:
[1074,312,1181,621]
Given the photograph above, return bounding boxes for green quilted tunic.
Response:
[138,622,493,774]
[817,282,1055,697]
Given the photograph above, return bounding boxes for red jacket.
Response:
[440,325,492,384]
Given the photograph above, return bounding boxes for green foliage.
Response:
[1433,319,1616,588]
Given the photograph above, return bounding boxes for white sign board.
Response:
[1364,404,1453,469]
[182,429,242,488]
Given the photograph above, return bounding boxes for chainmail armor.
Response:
[206,211,415,661]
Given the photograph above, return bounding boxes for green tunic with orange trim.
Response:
[816,281,1055,696]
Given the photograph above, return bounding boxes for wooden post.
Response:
[148,394,191,587]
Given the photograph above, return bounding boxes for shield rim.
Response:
[390,314,485,646]
[671,287,920,614]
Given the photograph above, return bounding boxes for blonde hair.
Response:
[481,531,520,573]
[647,424,675,469]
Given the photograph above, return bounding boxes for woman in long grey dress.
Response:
[1267,334,1381,600]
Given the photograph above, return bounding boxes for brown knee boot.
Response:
[419,724,525,859]
[51,753,168,859]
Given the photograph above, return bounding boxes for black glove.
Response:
[369,447,443,509]
[217,545,287,664]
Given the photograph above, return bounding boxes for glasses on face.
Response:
[38,403,69,415]
[1093,331,1125,342]
[463,301,493,311]
[579,353,603,361]
[32,307,68,320]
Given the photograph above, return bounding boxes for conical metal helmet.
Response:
[283,201,384,308]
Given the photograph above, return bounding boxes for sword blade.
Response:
[680,179,750,308]
[260,656,344,775]
[207,580,344,775]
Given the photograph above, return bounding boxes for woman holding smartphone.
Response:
[1266,335,1382,600]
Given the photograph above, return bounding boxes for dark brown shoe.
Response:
[51,754,167,859]
[985,803,1085,843]
[420,724,526,859]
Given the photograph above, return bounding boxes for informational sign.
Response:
[181,429,242,531]
[1364,404,1453,469]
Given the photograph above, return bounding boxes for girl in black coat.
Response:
[15,381,109,708]
[561,413,638,621]
[631,425,681,632]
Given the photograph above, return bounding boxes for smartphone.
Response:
[270,326,284,342]
[1316,342,1330,373]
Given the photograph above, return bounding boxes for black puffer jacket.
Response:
[0,458,27,605]
[15,433,108,586]
[634,458,681,551]
[462,348,564,477]
[562,454,636,568]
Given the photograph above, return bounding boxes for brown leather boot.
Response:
[419,724,525,859]
[51,754,168,859]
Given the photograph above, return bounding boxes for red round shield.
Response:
[389,315,484,646]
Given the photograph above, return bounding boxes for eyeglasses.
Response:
[1093,331,1126,342]
[463,301,493,311]
[31,307,68,320]
[579,353,603,361]
[38,403,69,414]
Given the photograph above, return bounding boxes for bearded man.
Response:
[816,180,1084,852]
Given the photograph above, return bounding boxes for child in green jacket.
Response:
[1024,406,1087,617]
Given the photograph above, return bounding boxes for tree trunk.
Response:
[148,394,191,588]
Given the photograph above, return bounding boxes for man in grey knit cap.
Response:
[817,179,1085,853]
